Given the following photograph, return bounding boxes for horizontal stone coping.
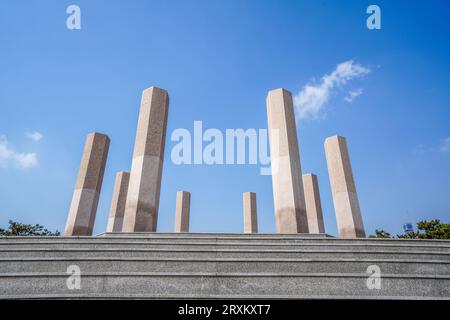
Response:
[0,257,449,264]
[2,235,449,244]
[1,293,447,300]
[99,232,450,241]
[2,235,333,240]
[1,247,449,255]
[1,241,449,249]
[100,232,331,236]
[1,272,449,279]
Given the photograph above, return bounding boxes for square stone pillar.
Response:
[243,192,258,233]
[174,191,190,232]
[106,172,130,232]
[64,132,110,236]
[266,88,308,233]
[324,135,365,238]
[123,87,169,232]
[302,173,325,234]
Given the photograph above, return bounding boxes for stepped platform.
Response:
[0,233,449,299]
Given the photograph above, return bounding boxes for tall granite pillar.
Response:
[266,88,309,233]
[302,173,325,234]
[174,191,190,232]
[243,192,258,233]
[324,135,365,238]
[123,87,169,232]
[106,172,130,232]
[64,132,110,236]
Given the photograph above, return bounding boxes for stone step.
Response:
[1,293,446,300]
[1,233,330,241]
[2,235,450,246]
[101,232,333,238]
[1,257,449,275]
[1,247,449,260]
[1,272,448,299]
[1,235,449,299]
[1,241,449,252]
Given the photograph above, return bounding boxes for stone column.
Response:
[106,172,130,232]
[123,87,169,232]
[324,135,365,238]
[174,191,190,232]
[302,173,325,234]
[243,192,258,233]
[266,88,308,233]
[64,132,110,236]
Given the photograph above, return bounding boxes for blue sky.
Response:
[1,0,449,236]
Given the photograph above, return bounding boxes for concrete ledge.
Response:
[1,234,448,299]
[1,273,448,298]
[2,272,450,278]
[1,240,450,249]
[1,258,449,275]
[1,293,449,300]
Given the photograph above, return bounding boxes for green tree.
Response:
[397,219,450,239]
[370,219,450,240]
[0,220,60,236]
[369,229,392,238]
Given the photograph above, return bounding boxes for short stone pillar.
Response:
[243,192,258,233]
[106,172,130,232]
[64,132,110,236]
[123,87,169,232]
[266,88,309,233]
[174,191,191,232]
[324,135,365,238]
[302,173,325,234]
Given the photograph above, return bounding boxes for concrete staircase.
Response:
[0,233,449,299]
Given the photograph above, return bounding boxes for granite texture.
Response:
[174,191,190,232]
[123,87,169,232]
[107,172,130,232]
[0,234,449,299]
[65,132,110,236]
[266,88,308,234]
[243,192,258,233]
[303,173,325,234]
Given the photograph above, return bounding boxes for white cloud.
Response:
[0,135,38,169]
[412,137,450,155]
[26,131,43,142]
[14,153,38,169]
[344,88,363,103]
[293,60,370,119]
[440,137,450,153]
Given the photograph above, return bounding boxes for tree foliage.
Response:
[0,220,60,236]
[370,219,450,239]
[369,229,392,238]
